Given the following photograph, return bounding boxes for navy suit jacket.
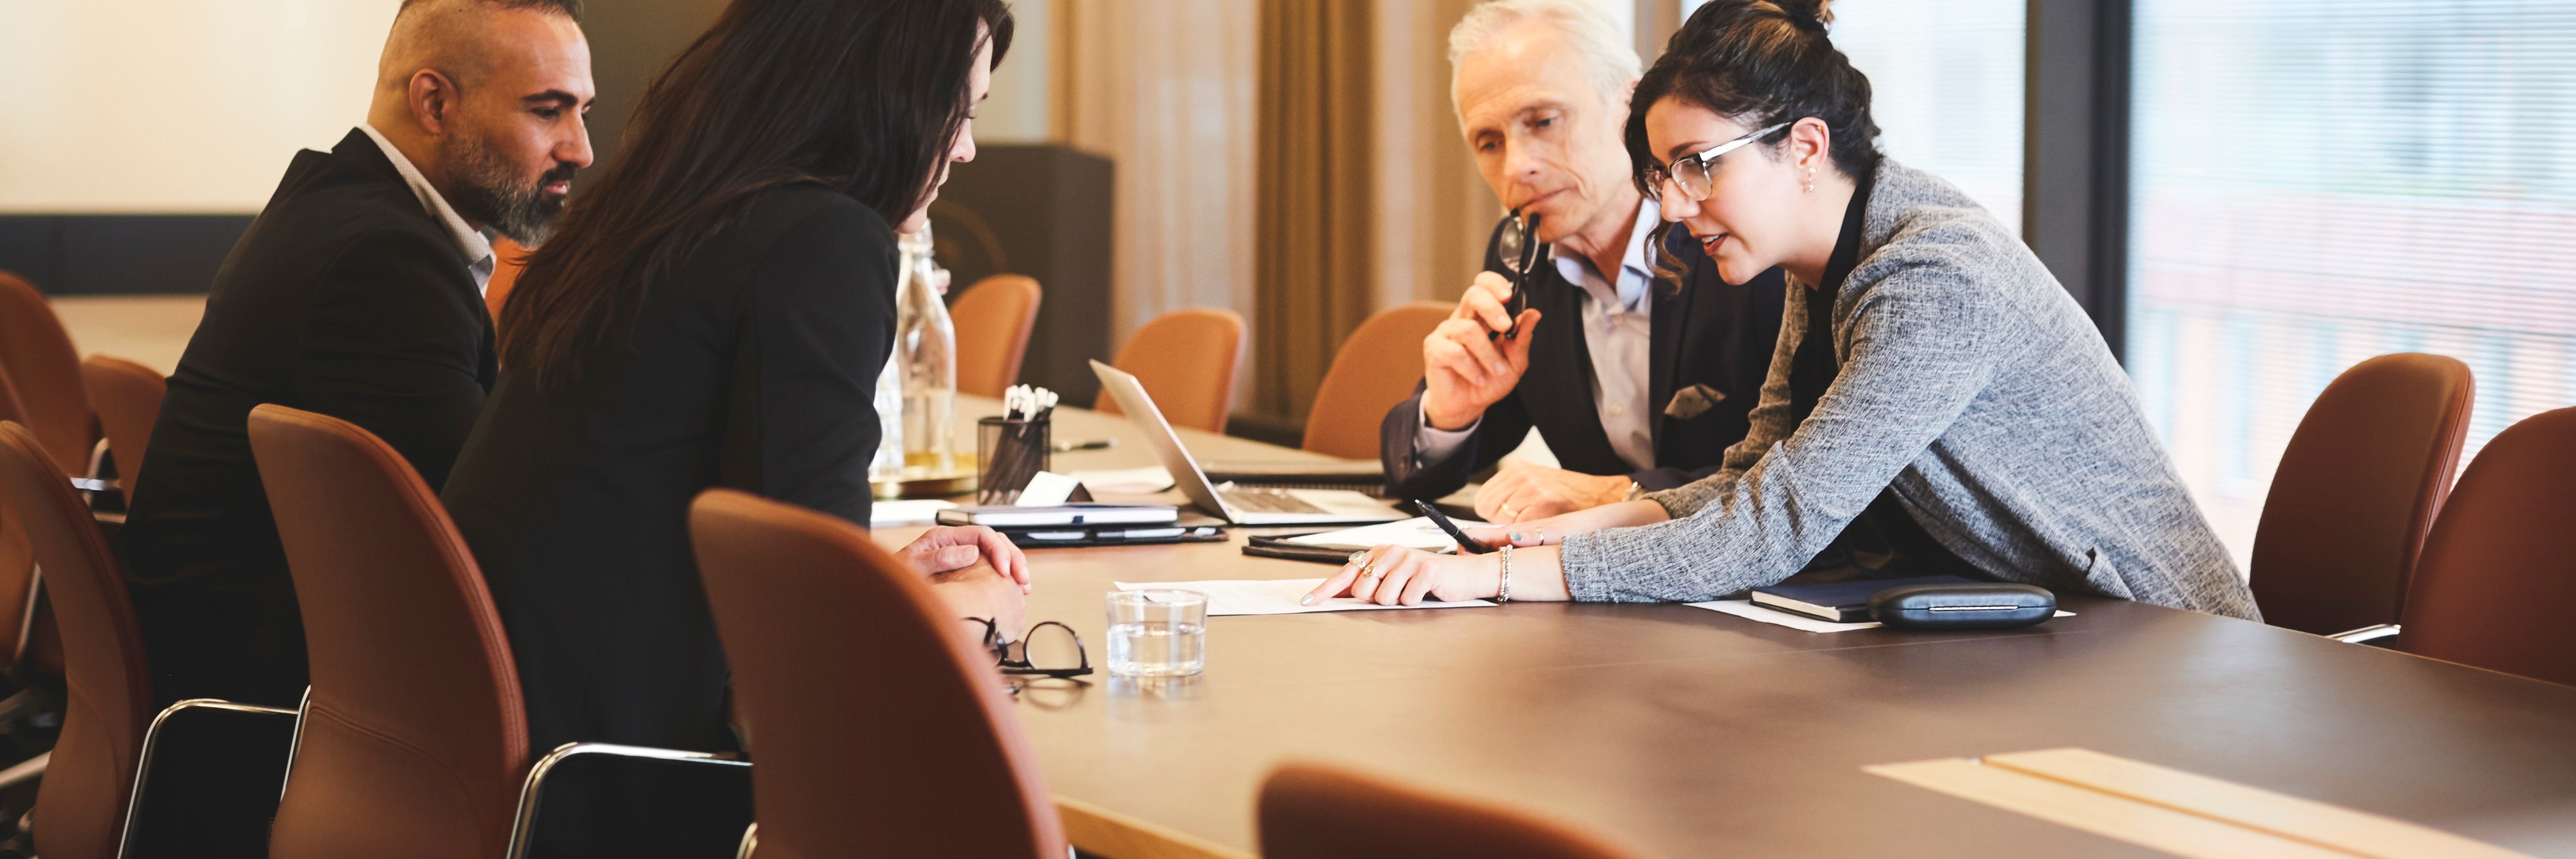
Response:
[1379,215,1784,501]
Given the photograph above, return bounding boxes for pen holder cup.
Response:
[977,416,1051,505]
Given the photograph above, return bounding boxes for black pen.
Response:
[1410,500,1495,555]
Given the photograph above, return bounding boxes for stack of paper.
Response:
[1069,466,1175,495]
[870,499,957,526]
[1114,579,1494,616]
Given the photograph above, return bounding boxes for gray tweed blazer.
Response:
[1558,160,2259,619]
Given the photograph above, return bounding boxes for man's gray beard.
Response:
[442,132,567,247]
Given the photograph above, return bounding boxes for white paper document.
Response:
[1114,579,1495,616]
[1070,466,1175,495]
[1689,599,2074,632]
[870,499,957,526]
[1283,516,1490,551]
[1013,471,1081,506]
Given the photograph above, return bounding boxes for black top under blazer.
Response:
[120,127,496,709]
[442,185,894,759]
[1379,216,1784,501]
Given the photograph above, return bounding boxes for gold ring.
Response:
[1348,551,1368,565]
[1358,565,1379,580]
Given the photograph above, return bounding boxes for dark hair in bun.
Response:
[1625,0,1880,192]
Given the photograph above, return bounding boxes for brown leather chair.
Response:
[0,421,296,859]
[247,404,749,859]
[79,356,166,504]
[0,271,102,478]
[2397,406,2576,687]
[1259,761,1647,859]
[951,274,1043,399]
[1095,308,1243,434]
[689,488,1065,859]
[1302,302,1449,460]
[485,236,530,326]
[0,374,41,672]
[2248,353,2473,638]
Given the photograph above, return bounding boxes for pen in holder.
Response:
[977,415,1051,505]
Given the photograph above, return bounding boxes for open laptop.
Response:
[1090,360,1405,525]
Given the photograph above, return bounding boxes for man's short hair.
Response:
[398,0,582,20]
[1448,0,1641,113]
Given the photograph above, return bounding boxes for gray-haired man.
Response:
[1381,0,1785,524]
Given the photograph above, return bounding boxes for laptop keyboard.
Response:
[1222,487,1329,514]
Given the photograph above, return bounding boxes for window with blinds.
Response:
[1676,0,2028,225]
[1820,0,2026,227]
[2128,1,2576,566]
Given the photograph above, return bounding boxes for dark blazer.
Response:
[1381,216,1784,501]
[441,185,894,767]
[119,128,494,709]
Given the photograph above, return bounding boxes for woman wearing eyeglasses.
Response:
[1307,0,2257,620]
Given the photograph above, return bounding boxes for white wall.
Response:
[0,1,400,213]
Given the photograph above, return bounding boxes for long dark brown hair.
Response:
[501,0,1012,391]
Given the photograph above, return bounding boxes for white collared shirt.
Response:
[359,123,498,296]
[1417,196,1661,472]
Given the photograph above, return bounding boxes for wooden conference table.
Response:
[876,397,2576,859]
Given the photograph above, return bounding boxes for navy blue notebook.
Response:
[1748,575,1978,623]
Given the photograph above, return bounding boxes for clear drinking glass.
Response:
[1106,590,1206,678]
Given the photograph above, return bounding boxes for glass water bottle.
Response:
[895,225,957,476]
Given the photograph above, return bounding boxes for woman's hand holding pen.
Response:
[1458,499,1673,550]
[1421,271,1543,430]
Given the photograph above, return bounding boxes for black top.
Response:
[442,185,894,758]
[120,128,495,708]
[1379,214,1785,501]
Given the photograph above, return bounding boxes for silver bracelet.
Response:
[1497,544,1514,603]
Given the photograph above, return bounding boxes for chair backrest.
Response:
[2248,353,2473,635]
[2399,406,2576,686]
[80,355,167,502]
[1095,308,1243,434]
[0,270,101,475]
[1259,762,1646,859]
[689,489,1063,859]
[485,237,529,325]
[1302,302,1450,459]
[951,274,1044,399]
[247,405,531,859]
[0,373,38,668]
[0,421,153,859]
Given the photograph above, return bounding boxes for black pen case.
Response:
[1868,583,2056,630]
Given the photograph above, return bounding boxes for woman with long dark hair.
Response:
[440,0,1024,846]
[1308,0,2257,620]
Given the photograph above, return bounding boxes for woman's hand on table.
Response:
[898,524,1032,593]
[1461,498,1671,549]
[1299,543,1574,606]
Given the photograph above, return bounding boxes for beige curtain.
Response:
[1371,0,1505,310]
[1250,0,1379,422]
[1052,0,1260,356]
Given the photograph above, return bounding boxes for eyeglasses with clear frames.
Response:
[1642,121,1791,203]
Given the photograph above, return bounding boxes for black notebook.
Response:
[1748,575,1978,623]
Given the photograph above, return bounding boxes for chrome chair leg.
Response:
[503,742,752,859]
[2327,623,2402,646]
[0,751,47,794]
[113,699,298,859]
[278,687,312,800]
